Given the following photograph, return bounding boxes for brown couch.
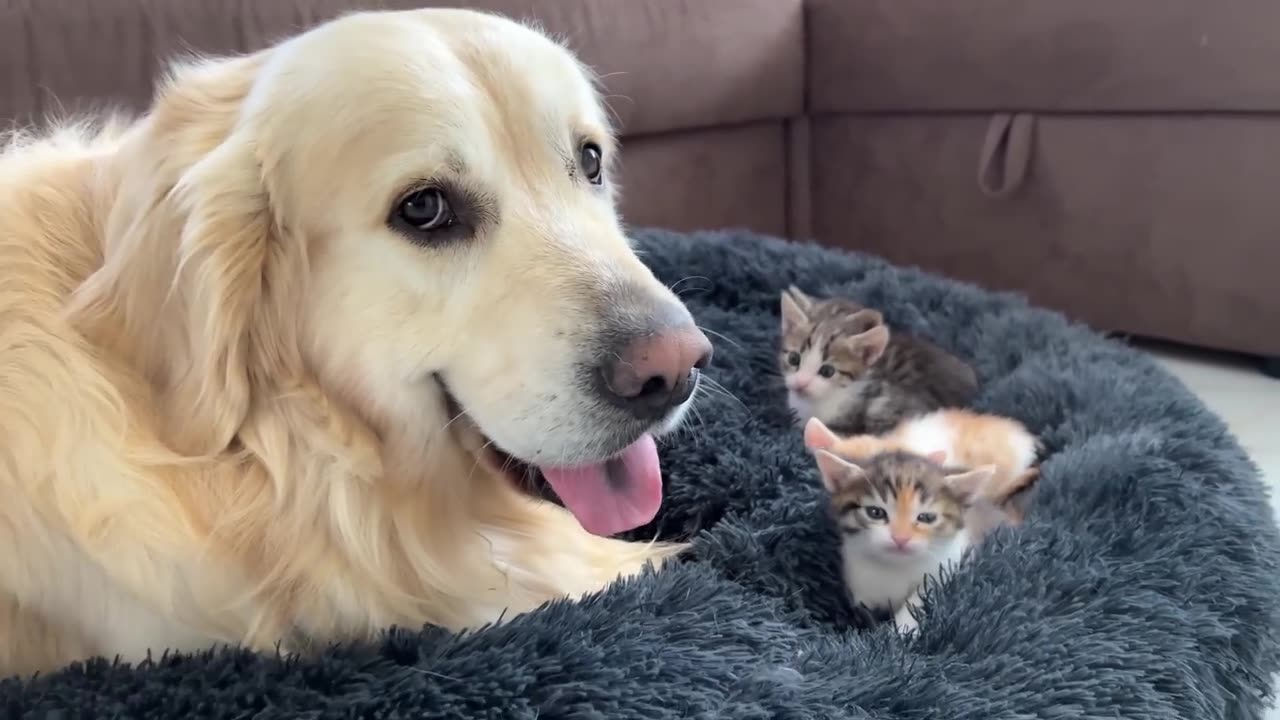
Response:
[2,0,1277,359]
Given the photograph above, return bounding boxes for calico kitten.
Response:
[779,286,978,435]
[805,410,1040,519]
[813,449,1030,634]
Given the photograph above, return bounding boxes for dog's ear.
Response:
[159,131,277,456]
[67,55,290,458]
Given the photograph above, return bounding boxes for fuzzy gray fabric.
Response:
[5,229,1279,719]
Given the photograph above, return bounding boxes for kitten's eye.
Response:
[916,512,938,524]
[393,188,455,235]
[864,506,888,521]
[580,142,604,185]
[786,351,801,368]
[818,364,836,378]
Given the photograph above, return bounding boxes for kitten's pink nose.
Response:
[891,534,912,550]
[789,375,812,393]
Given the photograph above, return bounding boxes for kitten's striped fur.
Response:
[779,286,978,435]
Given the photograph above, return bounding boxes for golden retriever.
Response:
[0,8,712,676]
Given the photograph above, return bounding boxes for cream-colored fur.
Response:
[0,9,690,676]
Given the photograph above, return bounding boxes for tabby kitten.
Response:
[813,449,1009,634]
[779,286,978,435]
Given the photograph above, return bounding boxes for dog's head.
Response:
[82,9,711,536]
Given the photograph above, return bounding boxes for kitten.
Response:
[779,286,978,435]
[813,450,1028,634]
[804,410,1041,519]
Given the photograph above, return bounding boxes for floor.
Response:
[1143,343,1279,719]
[1147,344,1279,515]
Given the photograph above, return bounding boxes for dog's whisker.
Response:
[697,383,736,407]
[661,391,709,448]
[703,396,750,420]
[701,384,742,407]
[670,408,696,448]
[438,408,469,436]
[600,94,634,127]
[698,326,743,352]
[748,365,787,380]
[668,275,710,295]
[689,405,710,449]
[464,439,499,486]
[700,377,750,415]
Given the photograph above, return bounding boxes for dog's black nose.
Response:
[598,325,713,421]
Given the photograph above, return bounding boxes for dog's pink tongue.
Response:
[538,434,663,537]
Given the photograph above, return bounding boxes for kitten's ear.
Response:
[785,285,815,311]
[852,308,884,329]
[994,467,1040,523]
[846,324,891,366]
[944,465,997,503]
[780,290,809,334]
[925,450,948,465]
[994,467,1040,505]
[814,449,867,494]
[804,417,839,451]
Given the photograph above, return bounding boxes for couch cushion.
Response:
[809,0,1280,112]
[0,0,804,136]
[808,113,1280,357]
[620,123,790,238]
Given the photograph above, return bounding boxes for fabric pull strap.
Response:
[978,112,1036,199]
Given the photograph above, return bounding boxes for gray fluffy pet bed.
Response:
[5,229,1279,719]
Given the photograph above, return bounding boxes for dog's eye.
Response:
[580,143,603,185]
[395,188,454,233]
